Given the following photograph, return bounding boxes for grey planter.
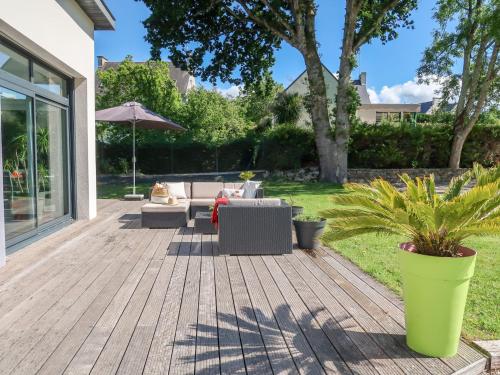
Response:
[293,218,326,249]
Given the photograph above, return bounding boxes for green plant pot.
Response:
[398,243,476,357]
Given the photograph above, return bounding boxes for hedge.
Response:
[97,122,499,174]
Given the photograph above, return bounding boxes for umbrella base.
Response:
[124,194,144,201]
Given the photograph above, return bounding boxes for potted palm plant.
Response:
[293,214,326,249]
[321,164,499,357]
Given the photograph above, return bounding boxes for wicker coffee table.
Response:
[194,211,217,234]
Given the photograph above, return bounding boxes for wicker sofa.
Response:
[141,181,264,228]
[218,199,292,255]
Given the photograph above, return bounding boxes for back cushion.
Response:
[160,182,191,198]
[192,182,224,198]
[223,182,244,190]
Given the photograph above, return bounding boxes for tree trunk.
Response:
[303,51,337,182]
[300,5,337,182]
[335,0,358,183]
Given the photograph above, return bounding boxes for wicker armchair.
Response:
[217,203,292,255]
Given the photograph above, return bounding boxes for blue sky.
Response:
[95,0,441,104]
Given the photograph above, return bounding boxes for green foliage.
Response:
[418,0,499,109]
[321,164,500,257]
[238,73,283,127]
[272,92,303,125]
[180,88,252,148]
[256,124,316,170]
[294,214,324,222]
[96,56,182,145]
[239,171,255,181]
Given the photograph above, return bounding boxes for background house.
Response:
[285,66,421,125]
[96,56,196,95]
[420,97,457,115]
[0,0,114,264]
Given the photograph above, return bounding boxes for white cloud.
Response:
[368,76,444,104]
[216,85,243,99]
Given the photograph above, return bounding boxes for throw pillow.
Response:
[220,188,244,199]
[242,180,261,198]
[166,182,187,199]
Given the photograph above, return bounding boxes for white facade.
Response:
[0,0,114,265]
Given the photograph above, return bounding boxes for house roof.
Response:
[75,0,115,30]
[284,63,371,104]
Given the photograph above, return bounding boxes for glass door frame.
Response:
[0,38,74,252]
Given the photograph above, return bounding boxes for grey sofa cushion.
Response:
[192,182,224,198]
[190,198,215,206]
[227,198,281,207]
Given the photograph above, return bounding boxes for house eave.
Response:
[75,0,115,30]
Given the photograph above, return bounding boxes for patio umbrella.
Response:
[95,101,185,200]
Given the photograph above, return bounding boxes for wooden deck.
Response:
[0,199,486,375]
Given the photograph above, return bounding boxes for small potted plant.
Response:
[293,214,326,249]
[321,164,499,357]
[239,170,256,181]
[287,195,304,218]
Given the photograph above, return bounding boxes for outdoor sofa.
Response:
[141,181,263,228]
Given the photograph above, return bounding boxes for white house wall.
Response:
[0,0,98,264]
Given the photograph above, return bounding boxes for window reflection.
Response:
[0,44,29,81]
[33,63,68,97]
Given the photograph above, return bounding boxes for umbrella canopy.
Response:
[95,102,185,199]
[95,101,185,131]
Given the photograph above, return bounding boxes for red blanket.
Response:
[211,197,229,227]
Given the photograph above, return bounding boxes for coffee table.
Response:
[194,211,217,234]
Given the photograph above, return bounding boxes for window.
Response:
[0,39,72,250]
[376,112,402,124]
[0,43,29,81]
[33,63,68,97]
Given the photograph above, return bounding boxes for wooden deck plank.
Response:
[295,250,432,375]
[115,229,179,375]
[0,207,134,342]
[194,234,221,375]
[89,229,176,375]
[226,256,273,375]
[261,255,352,375]
[276,255,380,375]
[143,227,193,375]
[169,229,202,375]
[238,256,299,374]
[36,228,172,375]
[2,219,148,375]
[212,245,246,375]
[284,253,406,375]
[250,256,326,375]
[62,229,167,374]
[0,199,485,375]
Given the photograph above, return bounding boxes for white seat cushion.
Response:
[190,198,215,206]
[192,182,224,198]
[141,202,189,213]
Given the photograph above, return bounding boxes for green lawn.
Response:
[98,180,499,340]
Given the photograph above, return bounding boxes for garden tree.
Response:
[335,0,417,182]
[238,73,283,128]
[180,88,252,171]
[96,56,182,145]
[140,0,338,181]
[417,0,499,169]
[272,92,304,125]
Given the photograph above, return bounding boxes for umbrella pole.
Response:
[132,119,136,195]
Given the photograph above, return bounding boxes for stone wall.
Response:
[265,167,469,184]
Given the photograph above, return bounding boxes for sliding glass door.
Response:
[1,39,72,250]
[1,86,36,241]
[35,100,69,226]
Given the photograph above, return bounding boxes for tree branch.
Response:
[352,0,400,51]
[257,0,295,37]
[232,1,297,47]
